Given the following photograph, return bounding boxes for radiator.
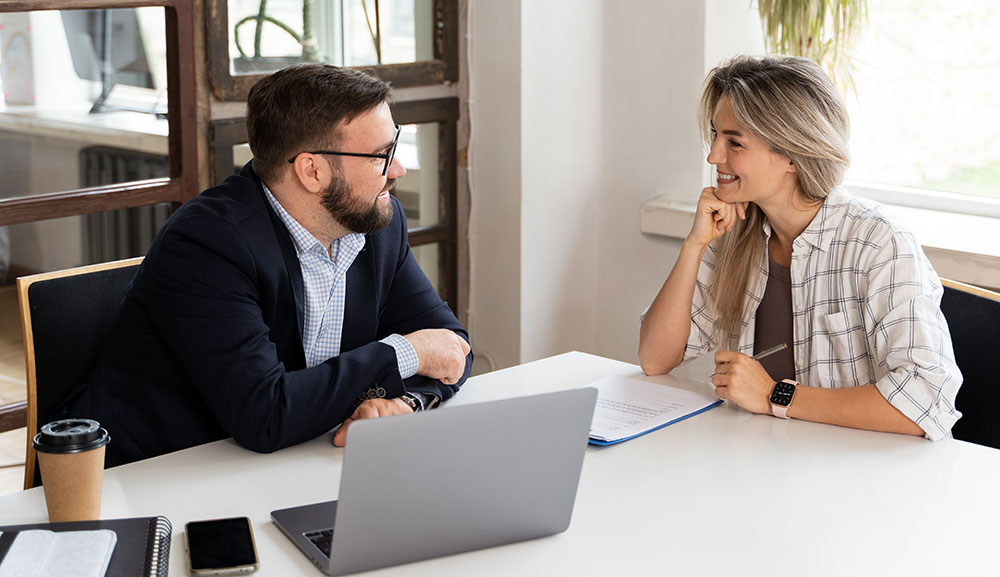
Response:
[80,146,170,262]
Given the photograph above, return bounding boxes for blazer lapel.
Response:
[260,185,306,340]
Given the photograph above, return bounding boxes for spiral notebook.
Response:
[0,516,171,577]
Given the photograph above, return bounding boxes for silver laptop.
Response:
[271,387,598,575]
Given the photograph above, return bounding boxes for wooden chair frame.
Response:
[17,257,144,490]
[941,278,1000,302]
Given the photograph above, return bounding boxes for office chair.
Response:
[17,257,143,489]
[940,278,1000,450]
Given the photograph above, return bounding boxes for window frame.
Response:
[0,0,198,227]
[846,181,1000,220]
[205,0,459,102]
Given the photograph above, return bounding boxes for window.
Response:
[227,0,429,73]
[0,1,197,227]
[207,0,458,100]
[846,2,1000,215]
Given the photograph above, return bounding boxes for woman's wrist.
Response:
[681,237,711,256]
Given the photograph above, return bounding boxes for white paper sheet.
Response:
[588,374,720,444]
[0,529,117,577]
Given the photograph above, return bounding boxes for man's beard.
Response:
[320,176,395,234]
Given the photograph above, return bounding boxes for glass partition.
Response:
[0,0,198,229]
[0,8,169,200]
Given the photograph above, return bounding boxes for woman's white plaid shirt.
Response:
[684,188,962,440]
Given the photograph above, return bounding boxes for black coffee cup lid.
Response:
[33,419,110,454]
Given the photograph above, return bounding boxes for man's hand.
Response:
[711,350,774,415]
[402,329,471,385]
[332,398,412,447]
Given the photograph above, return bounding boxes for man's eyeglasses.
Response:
[288,124,401,176]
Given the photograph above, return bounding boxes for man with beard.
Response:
[61,65,472,467]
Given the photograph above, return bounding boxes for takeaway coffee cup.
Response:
[32,419,110,522]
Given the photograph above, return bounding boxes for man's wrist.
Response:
[381,334,419,379]
[399,392,424,412]
[399,392,440,412]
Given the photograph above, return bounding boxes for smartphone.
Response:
[185,517,260,575]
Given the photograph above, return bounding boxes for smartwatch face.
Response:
[770,381,796,406]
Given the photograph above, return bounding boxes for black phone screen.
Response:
[186,517,258,571]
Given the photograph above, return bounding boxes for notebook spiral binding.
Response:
[143,516,172,577]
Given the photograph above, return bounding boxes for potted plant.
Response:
[232,0,318,74]
[758,0,869,89]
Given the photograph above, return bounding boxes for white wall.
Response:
[704,0,766,73]
[469,1,758,368]
[593,1,707,363]
[520,1,604,362]
[466,0,522,371]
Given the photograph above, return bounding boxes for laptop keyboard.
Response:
[304,528,335,558]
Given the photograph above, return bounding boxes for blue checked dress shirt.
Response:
[262,184,419,377]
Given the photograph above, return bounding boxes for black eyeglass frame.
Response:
[287,124,401,176]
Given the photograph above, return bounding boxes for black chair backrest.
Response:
[940,282,1000,449]
[24,261,140,486]
[29,265,139,424]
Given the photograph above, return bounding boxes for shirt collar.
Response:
[797,187,852,252]
[261,182,365,259]
[760,186,852,253]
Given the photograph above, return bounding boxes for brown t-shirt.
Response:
[753,252,795,381]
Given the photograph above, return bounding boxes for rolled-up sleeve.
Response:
[864,231,962,440]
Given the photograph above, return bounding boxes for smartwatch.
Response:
[769,379,798,419]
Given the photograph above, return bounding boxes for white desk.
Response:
[2,352,998,576]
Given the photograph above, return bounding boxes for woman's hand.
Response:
[687,187,748,249]
[711,350,773,414]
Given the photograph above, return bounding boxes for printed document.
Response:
[588,374,721,445]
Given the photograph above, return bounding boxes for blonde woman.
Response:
[638,55,961,439]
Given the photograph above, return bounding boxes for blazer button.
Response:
[359,386,387,402]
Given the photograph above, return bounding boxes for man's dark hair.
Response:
[246,64,392,184]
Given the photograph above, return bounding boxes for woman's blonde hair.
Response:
[698,55,850,348]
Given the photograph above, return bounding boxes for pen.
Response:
[710,343,789,379]
[752,342,788,361]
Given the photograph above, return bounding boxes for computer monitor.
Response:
[60,8,155,114]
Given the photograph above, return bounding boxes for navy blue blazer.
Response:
[67,163,472,467]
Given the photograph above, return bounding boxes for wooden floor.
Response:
[0,428,25,494]
[0,283,27,497]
